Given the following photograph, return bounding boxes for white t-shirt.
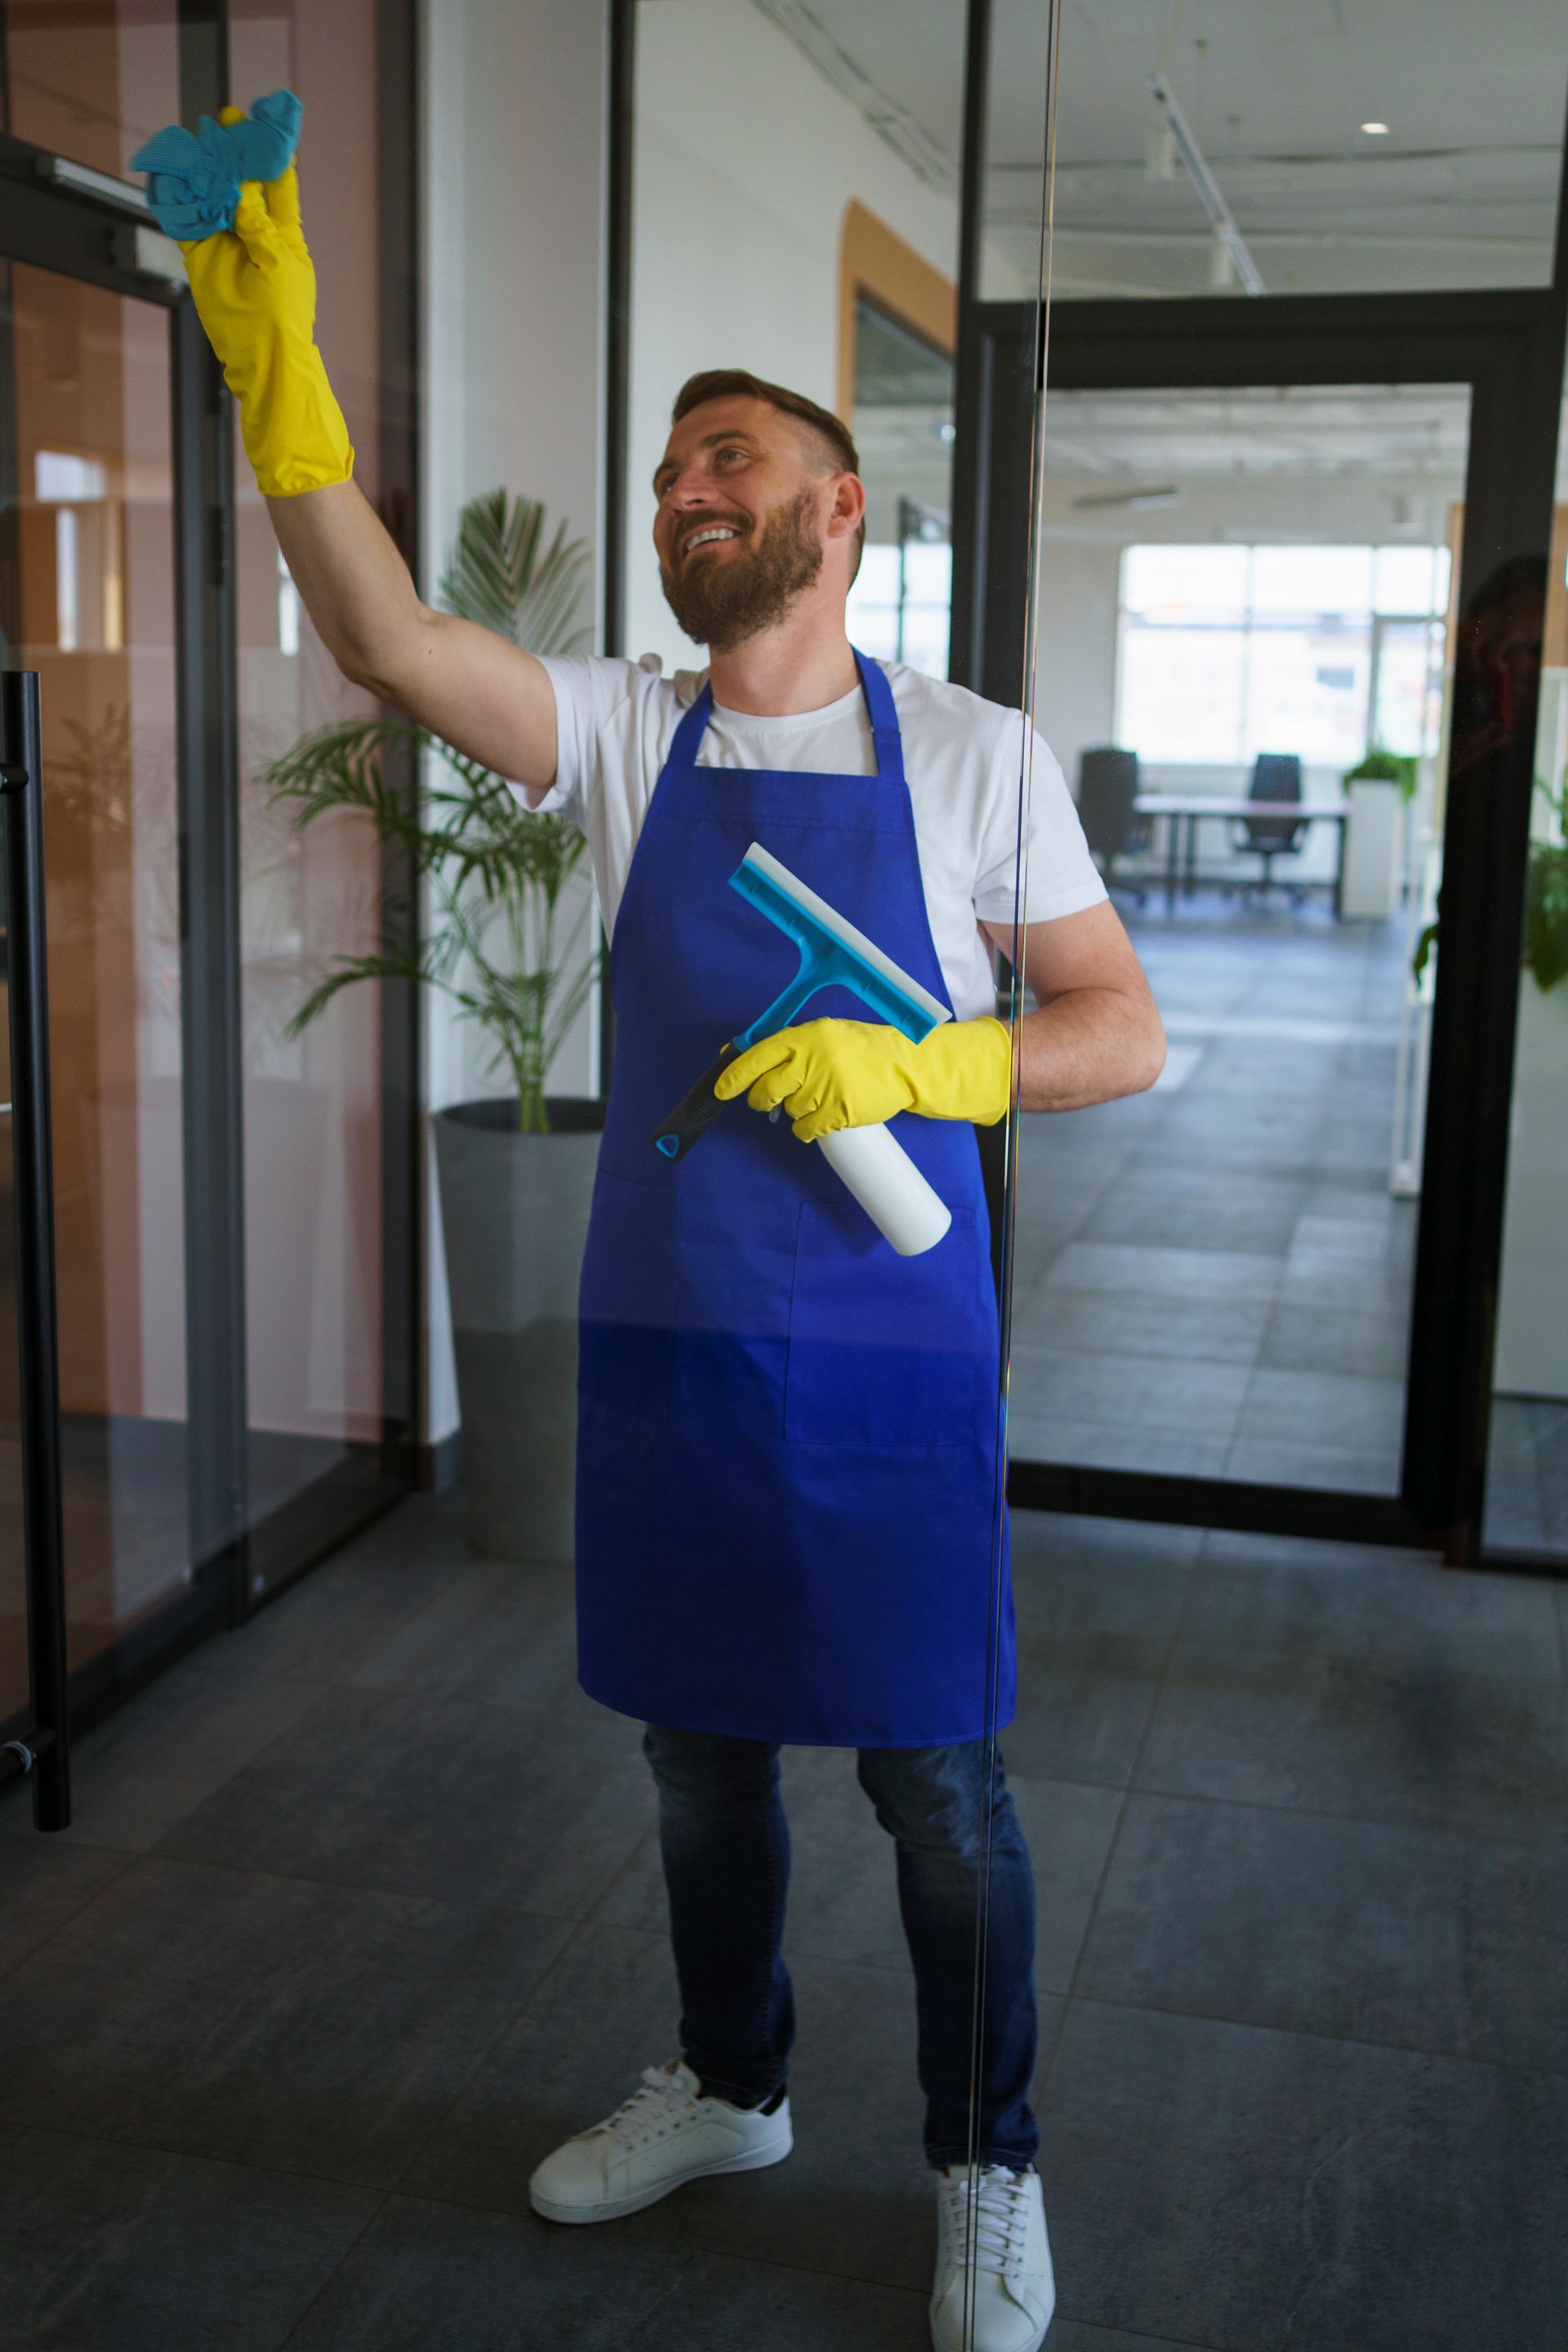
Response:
[521,654,1106,1021]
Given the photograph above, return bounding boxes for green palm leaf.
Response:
[437,488,593,656]
[266,487,602,1130]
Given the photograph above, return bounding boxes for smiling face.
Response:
[652,394,863,652]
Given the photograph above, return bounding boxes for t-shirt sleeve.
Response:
[509,654,640,822]
[973,717,1108,927]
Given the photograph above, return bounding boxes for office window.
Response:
[1116,541,1450,768]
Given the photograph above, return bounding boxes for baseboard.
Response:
[417,1430,462,1492]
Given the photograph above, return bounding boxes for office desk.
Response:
[1134,793,1350,912]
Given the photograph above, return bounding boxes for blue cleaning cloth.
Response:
[131,90,301,240]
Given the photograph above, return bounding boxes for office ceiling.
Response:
[1039,385,1473,484]
[752,0,1568,297]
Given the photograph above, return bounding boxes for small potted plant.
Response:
[267,488,601,1559]
[1523,771,1568,995]
[1343,746,1419,800]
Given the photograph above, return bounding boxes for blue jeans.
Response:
[643,1724,1040,2171]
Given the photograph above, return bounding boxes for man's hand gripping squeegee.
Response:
[649,845,959,1257]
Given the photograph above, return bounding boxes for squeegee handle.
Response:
[649,1044,736,1162]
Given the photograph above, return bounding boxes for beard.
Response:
[660,488,824,652]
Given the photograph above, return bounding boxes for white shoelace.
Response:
[940,2164,1032,2274]
[600,2065,702,2150]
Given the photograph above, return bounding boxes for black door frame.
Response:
[953,276,1568,1563]
[0,10,421,1749]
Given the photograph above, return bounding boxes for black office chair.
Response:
[1076,746,1149,898]
[1231,752,1307,902]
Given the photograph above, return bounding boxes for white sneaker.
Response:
[528,2059,792,2225]
[929,2164,1055,2352]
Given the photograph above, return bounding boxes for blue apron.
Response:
[575,652,1013,1747]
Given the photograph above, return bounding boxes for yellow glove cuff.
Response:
[908,1015,1013,1126]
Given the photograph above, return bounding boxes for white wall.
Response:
[1033,470,1458,884]
[421,0,609,1446]
[622,0,973,671]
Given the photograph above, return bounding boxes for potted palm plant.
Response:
[266,488,601,1559]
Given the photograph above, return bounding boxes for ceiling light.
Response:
[1361,121,1390,135]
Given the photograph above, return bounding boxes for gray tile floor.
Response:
[3,1490,1566,2350]
[1009,894,1420,1494]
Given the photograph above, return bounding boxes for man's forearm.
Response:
[1012,987,1165,1112]
[266,477,429,696]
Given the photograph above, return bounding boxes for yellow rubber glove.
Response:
[180,106,353,497]
[715,1016,1012,1143]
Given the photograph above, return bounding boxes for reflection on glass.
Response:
[1486,410,1568,1556]
[229,1,388,1529]
[986,0,1568,299]
[847,299,956,678]
[0,263,188,1709]
[1018,381,1471,1494]
[1,2,178,180]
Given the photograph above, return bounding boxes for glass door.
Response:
[1011,381,1467,1503]
[0,254,193,1717]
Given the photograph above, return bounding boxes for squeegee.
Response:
[649,844,954,1256]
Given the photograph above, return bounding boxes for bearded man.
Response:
[145,100,1165,2352]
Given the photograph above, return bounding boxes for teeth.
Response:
[685,527,737,553]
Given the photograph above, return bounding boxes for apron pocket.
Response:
[578,1171,679,1425]
[785,1200,993,1450]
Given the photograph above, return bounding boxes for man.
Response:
[149,105,1164,2352]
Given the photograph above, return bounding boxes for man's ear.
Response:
[826,471,866,541]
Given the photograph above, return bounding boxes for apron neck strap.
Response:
[663,652,906,784]
[853,648,904,786]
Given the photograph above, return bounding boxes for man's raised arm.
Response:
[268,480,559,796]
[145,100,558,798]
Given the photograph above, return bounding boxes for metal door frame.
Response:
[0,8,421,1755]
[954,272,1568,1564]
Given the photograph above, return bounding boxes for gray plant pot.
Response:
[433,1096,603,1561]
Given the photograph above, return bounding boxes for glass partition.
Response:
[226,1,391,1546]
[1012,380,1468,1496]
[982,0,1568,301]
[1,1,179,180]
[0,262,190,1700]
[586,0,1058,2326]
[1486,390,1568,1559]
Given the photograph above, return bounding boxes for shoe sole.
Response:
[528,2126,794,2225]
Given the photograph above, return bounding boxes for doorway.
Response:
[956,291,1567,1557]
[0,83,417,1751]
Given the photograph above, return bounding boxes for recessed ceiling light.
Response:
[1361,121,1390,135]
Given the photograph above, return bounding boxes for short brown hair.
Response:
[670,369,865,576]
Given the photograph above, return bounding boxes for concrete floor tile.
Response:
[1008,1414,1232,1481]
[1138,1643,1568,1838]
[0,1855,573,2184]
[1009,1285,1272,1370]
[0,2125,376,2352]
[0,1837,131,1980]
[1044,1243,1283,1303]
[344,1558,580,1713]
[284,2198,927,2352]
[1235,1366,1405,1454]
[1256,1301,1407,1379]
[1009,1350,1250,1439]
[1036,2002,1568,2351]
[1078,1792,1568,2072]
[0,1646,323,1855]
[157,1682,655,1917]
[1180,1531,1561,1682]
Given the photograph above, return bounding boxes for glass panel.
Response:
[0,261,188,1710]
[609,0,1051,2274]
[1018,380,1471,1494]
[227,2,388,1536]
[983,0,1568,300]
[1486,394,1568,1557]
[1,2,179,180]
